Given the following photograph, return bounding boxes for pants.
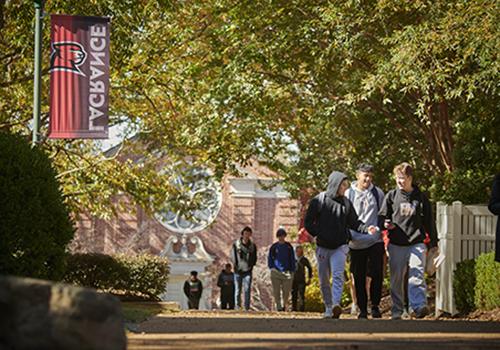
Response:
[292,281,306,311]
[188,296,200,309]
[316,244,349,308]
[221,287,235,309]
[270,269,293,311]
[350,242,385,313]
[234,271,252,310]
[388,243,427,316]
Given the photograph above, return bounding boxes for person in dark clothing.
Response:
[230,226,258,310]
[183,270,203,310]
[345,163,385,319]
[488,173,500,262]
[217,263,235,309]
[304,171,378,318]
[379,162,438,319]
[292,245,313,312]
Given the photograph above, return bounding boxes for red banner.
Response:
[49,14,110,139]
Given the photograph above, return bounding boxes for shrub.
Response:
[0,132,74,280]
[474,252,500,310]
[453,258,476,314]
[64,253,169,300]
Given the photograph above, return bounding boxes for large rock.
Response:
[0,276,126,350]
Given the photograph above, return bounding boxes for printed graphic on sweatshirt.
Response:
[400,202,416,216]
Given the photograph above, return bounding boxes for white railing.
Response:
[435,201,497,315]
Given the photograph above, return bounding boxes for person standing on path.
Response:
[292,245,313,312]
[345,163,385,319]
[268,228,296,311]
[183,270,203,310]
[305,171,378,319]
[488,173,500,262]
[230,226,258,311]
[217,263,235,310]
[379,162,438,319]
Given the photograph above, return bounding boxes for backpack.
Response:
[347,186,381,210]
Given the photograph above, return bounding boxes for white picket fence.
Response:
[435,201,497,315]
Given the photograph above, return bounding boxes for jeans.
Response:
[234,271,252,310]
[350,242,385,313]
[316,244,349,308]
[387,243,427,316]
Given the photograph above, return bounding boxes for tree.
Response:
[1,0,498,218]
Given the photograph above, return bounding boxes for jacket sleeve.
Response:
[267,245,275,269]
[230,242,238,269]
[217,273,223,288]
[290,245,296,272]
[346,198,368,233]
[183,281,189,297]
[378,190,393,227]
[488,174,500,215]
[198,281,203,298]
[422,194,438,248]
[250,244,257,268]
[305,258,313,279]
[304,197,320,237]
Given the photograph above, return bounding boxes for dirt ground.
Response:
[127,310,500,350]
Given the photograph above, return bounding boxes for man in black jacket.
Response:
[305,171,377,318]
[488,173,500,262]
[183,270,203,310]
[379,162,438,319]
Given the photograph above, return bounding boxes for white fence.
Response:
[435,201,497,315]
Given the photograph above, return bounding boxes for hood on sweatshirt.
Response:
[326,171,348,197]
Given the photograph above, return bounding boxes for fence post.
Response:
[435,201,462,316]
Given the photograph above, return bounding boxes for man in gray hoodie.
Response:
[345,163,385,319]
[305,171,378,318]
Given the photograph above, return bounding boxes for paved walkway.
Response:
[127,311,500,350]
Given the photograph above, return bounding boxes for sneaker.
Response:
[401,309,411,320]
[391,313,402,320]
[323,307,333,318]
[350,303,359,315]
[414,306,429,319]
[371,306,382,319]
[358,311,368,319]
[332,304,342,319]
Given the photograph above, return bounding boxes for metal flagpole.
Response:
[32,0,44,146]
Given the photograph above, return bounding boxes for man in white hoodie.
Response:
[345,164,385,319]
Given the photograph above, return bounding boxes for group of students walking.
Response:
[304,162,438,319]
[185,161,439,320]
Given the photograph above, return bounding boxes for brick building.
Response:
[71,161,301,310]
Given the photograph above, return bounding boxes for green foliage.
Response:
[453,258,476,314]
[1,0,498,217]
[474,252,500,310]
[0,132,74,280]
[64,253,170,300]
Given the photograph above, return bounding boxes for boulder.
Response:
[0,276,126,350]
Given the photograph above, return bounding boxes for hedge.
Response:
[474,252,500,310]
[64,253,169,300]
[453,258,476,314]
[453,251,500,313]
[0,132,74,280]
